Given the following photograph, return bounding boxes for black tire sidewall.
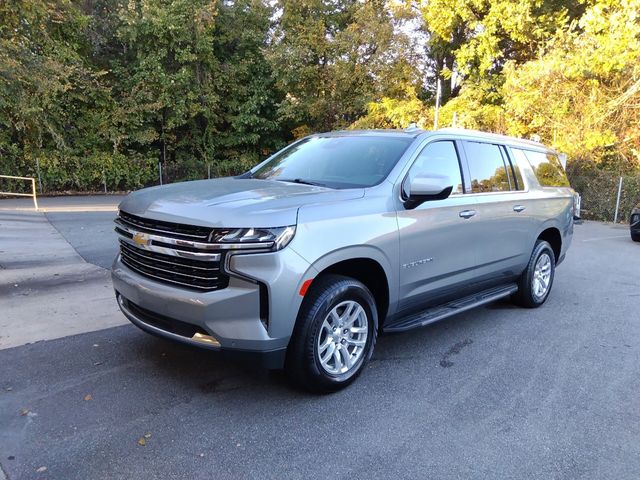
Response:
[288,276,377,392]
[523,241,556,307]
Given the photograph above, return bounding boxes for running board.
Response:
[383,284,519,333]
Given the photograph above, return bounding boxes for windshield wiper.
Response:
[277,178,328,188]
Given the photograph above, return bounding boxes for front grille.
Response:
[118,210,213,241]
[115,211,229,292]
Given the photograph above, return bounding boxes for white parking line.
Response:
[582,234,630,242]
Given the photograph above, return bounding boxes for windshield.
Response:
[250,135,413,189]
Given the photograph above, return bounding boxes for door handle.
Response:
[513,205,526,213]
[459,209,476,219]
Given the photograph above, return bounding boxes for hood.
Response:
[118,178,364,228]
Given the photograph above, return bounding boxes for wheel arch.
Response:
[302,246,395,326]
[537,226,562,263]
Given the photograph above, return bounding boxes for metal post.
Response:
[31,177,38,210]
[613,176,623,223]
[433,78,441,130]
[103,169,107,194]
[35,158,43,193]
[208,164,211,179]
[158,161,163,186]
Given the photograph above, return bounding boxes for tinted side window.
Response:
[505,147,525,190]
[406,141,464,196]
[520,149,570,187]
[464,142,510,193]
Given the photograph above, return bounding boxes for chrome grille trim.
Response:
[118,235,221,261]
[120,256,222,291]
[115,219,275,251]
[120,251,222,282]
[118,211,211,240]
[115,211,230,291]
[119,242,220,271]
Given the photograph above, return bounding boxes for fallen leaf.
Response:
[198,453,204,458]
[144,433,152,439]
[93,362,103,366]
[36,466,47,473]
[137,438,146,446]
[19,408,29,416]
[84,394,92,401]
[6,387,12,391]
[92,344,99,347]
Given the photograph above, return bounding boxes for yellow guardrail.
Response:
[0,175,38,210]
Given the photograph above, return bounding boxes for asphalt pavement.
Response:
[1,203,639,480]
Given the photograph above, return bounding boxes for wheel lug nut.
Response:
[341,339,346,344]
[343,329,348,334]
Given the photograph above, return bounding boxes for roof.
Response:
[311,127,557,152]
[319,128,425,138]
[433,128,554,152]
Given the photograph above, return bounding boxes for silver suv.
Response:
[112,128,576,392]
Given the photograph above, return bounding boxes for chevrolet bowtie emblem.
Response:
[133,232,150,246]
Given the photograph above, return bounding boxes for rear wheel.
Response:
[513,240,555,308]
[632,232,640,242]
[285,275,377,393]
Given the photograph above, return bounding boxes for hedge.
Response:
[569,172,640,222]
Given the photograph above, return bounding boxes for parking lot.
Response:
[1,197,639,480]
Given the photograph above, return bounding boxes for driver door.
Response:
[397,140,479,313]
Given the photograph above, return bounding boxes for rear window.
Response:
[518,149,570,187]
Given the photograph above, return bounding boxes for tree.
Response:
[503,0,640,170]
[0,0,108,184]
[420,0,585,103]
[272,0,424,135]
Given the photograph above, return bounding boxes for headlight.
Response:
[212,226,296,251]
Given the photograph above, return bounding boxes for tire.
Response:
[632,232,640,242]
[512,240,556,308]
[285,274,377,393]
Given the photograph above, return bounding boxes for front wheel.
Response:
[285,275,377,393]
[512,240,556,308]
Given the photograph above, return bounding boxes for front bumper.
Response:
[116,292,286,368]
[112,246,316,369]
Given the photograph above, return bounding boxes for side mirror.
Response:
[403,174,453,209]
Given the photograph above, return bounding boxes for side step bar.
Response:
[383,284,518,333]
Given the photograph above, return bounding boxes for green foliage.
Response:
[0,0,638,213]
[1,0,286,191]
[272,0,423,133]
[503,0,640,168]
[569,170,640,222]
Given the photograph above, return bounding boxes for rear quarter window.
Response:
[518,149,570,187]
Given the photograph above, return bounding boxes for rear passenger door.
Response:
[459,141,531,281]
